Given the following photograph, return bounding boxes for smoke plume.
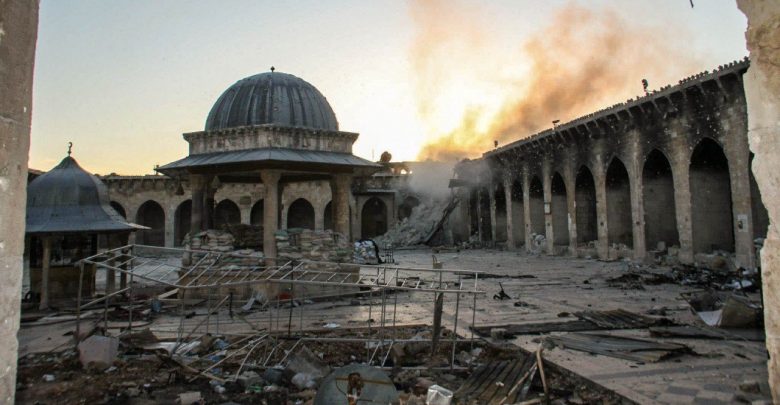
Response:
[412,2,702,162]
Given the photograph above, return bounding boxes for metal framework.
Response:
[78,244,485,381]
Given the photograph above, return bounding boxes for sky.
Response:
[29,0,748,174]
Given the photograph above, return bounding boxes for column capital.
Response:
[260,170,282,185]
[331,173,353,187]
[189,173,207,189]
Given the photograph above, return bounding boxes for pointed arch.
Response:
[606,158,632,247]
[551,172,569,245]
[690,138,733,253]
[575,166,597,244]
[642,149,678,250]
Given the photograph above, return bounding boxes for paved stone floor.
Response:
[393,248,772,404]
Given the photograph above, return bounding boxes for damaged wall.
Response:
[737,0,780,400]
[0,1,39,401]
[464,61,767,268]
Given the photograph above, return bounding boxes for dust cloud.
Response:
[412,2,702,162]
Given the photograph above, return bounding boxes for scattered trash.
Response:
[323,323,340,329]
[291,372,318,390]
[42,374,55,382]
[426,384,454,405]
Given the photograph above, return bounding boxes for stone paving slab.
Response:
[393,249,772,404]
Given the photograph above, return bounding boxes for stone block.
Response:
[78,335,119,370]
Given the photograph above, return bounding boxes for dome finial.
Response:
[67,141,73,156]
[270,66,275,72]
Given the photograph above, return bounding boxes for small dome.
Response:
[26,156,145,234]
[205,70,339,131]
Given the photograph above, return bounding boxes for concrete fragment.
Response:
[490,328,508,340]
[237,370,264,389]
[740,380,761,394]
[78,335,119,370]
[178,391,202,405]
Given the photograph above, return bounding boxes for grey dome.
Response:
[205,71,339,131]
[26,156,146,234]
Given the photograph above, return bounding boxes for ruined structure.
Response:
[453,59,768,269]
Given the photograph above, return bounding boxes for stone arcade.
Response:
[452,59,769,270]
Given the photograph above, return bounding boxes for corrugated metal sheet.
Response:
[157,147,381,174]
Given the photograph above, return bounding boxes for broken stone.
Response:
[237,370,264,389]
[739,379,761,393]
[490,328,508,340]
[291,372,318,390]
[78,335,119,370]
[178,391,202,405]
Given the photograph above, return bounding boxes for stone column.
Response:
[330,174,353,241]
[164,204,175,248]
[203,177,216,231]
[522,165,533,252]
[488,181,498,244]
[261,170,282,262]
[737,1,780,399]
[502,174,515,250]
[564,160,578,255]
[671,136,694,264]
[592,154,609,259]
[0,2,38,401]
[726,117,756,269]
[39,237,51,310]
[542,158,554,254]
[628,130,646,260]
[239,204,251,225]
[190,174,206,235]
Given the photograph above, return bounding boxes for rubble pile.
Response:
[18,322,616,405]
[275,228,352,263]
[374,198,450,247]
[353,240,379,264]
[605,260,760,291]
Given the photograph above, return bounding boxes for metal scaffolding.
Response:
[78,244,486,381]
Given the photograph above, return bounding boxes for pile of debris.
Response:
[353,240,380,264]
[374,198,450,247]
[605,261,760,291]
[17,324,620,405]
[276,229,351,263]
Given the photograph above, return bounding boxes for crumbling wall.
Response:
[0,2,39,401]
[737,0,780,399]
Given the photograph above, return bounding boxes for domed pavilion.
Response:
[26,149,146,309]
[157,69,380,261]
